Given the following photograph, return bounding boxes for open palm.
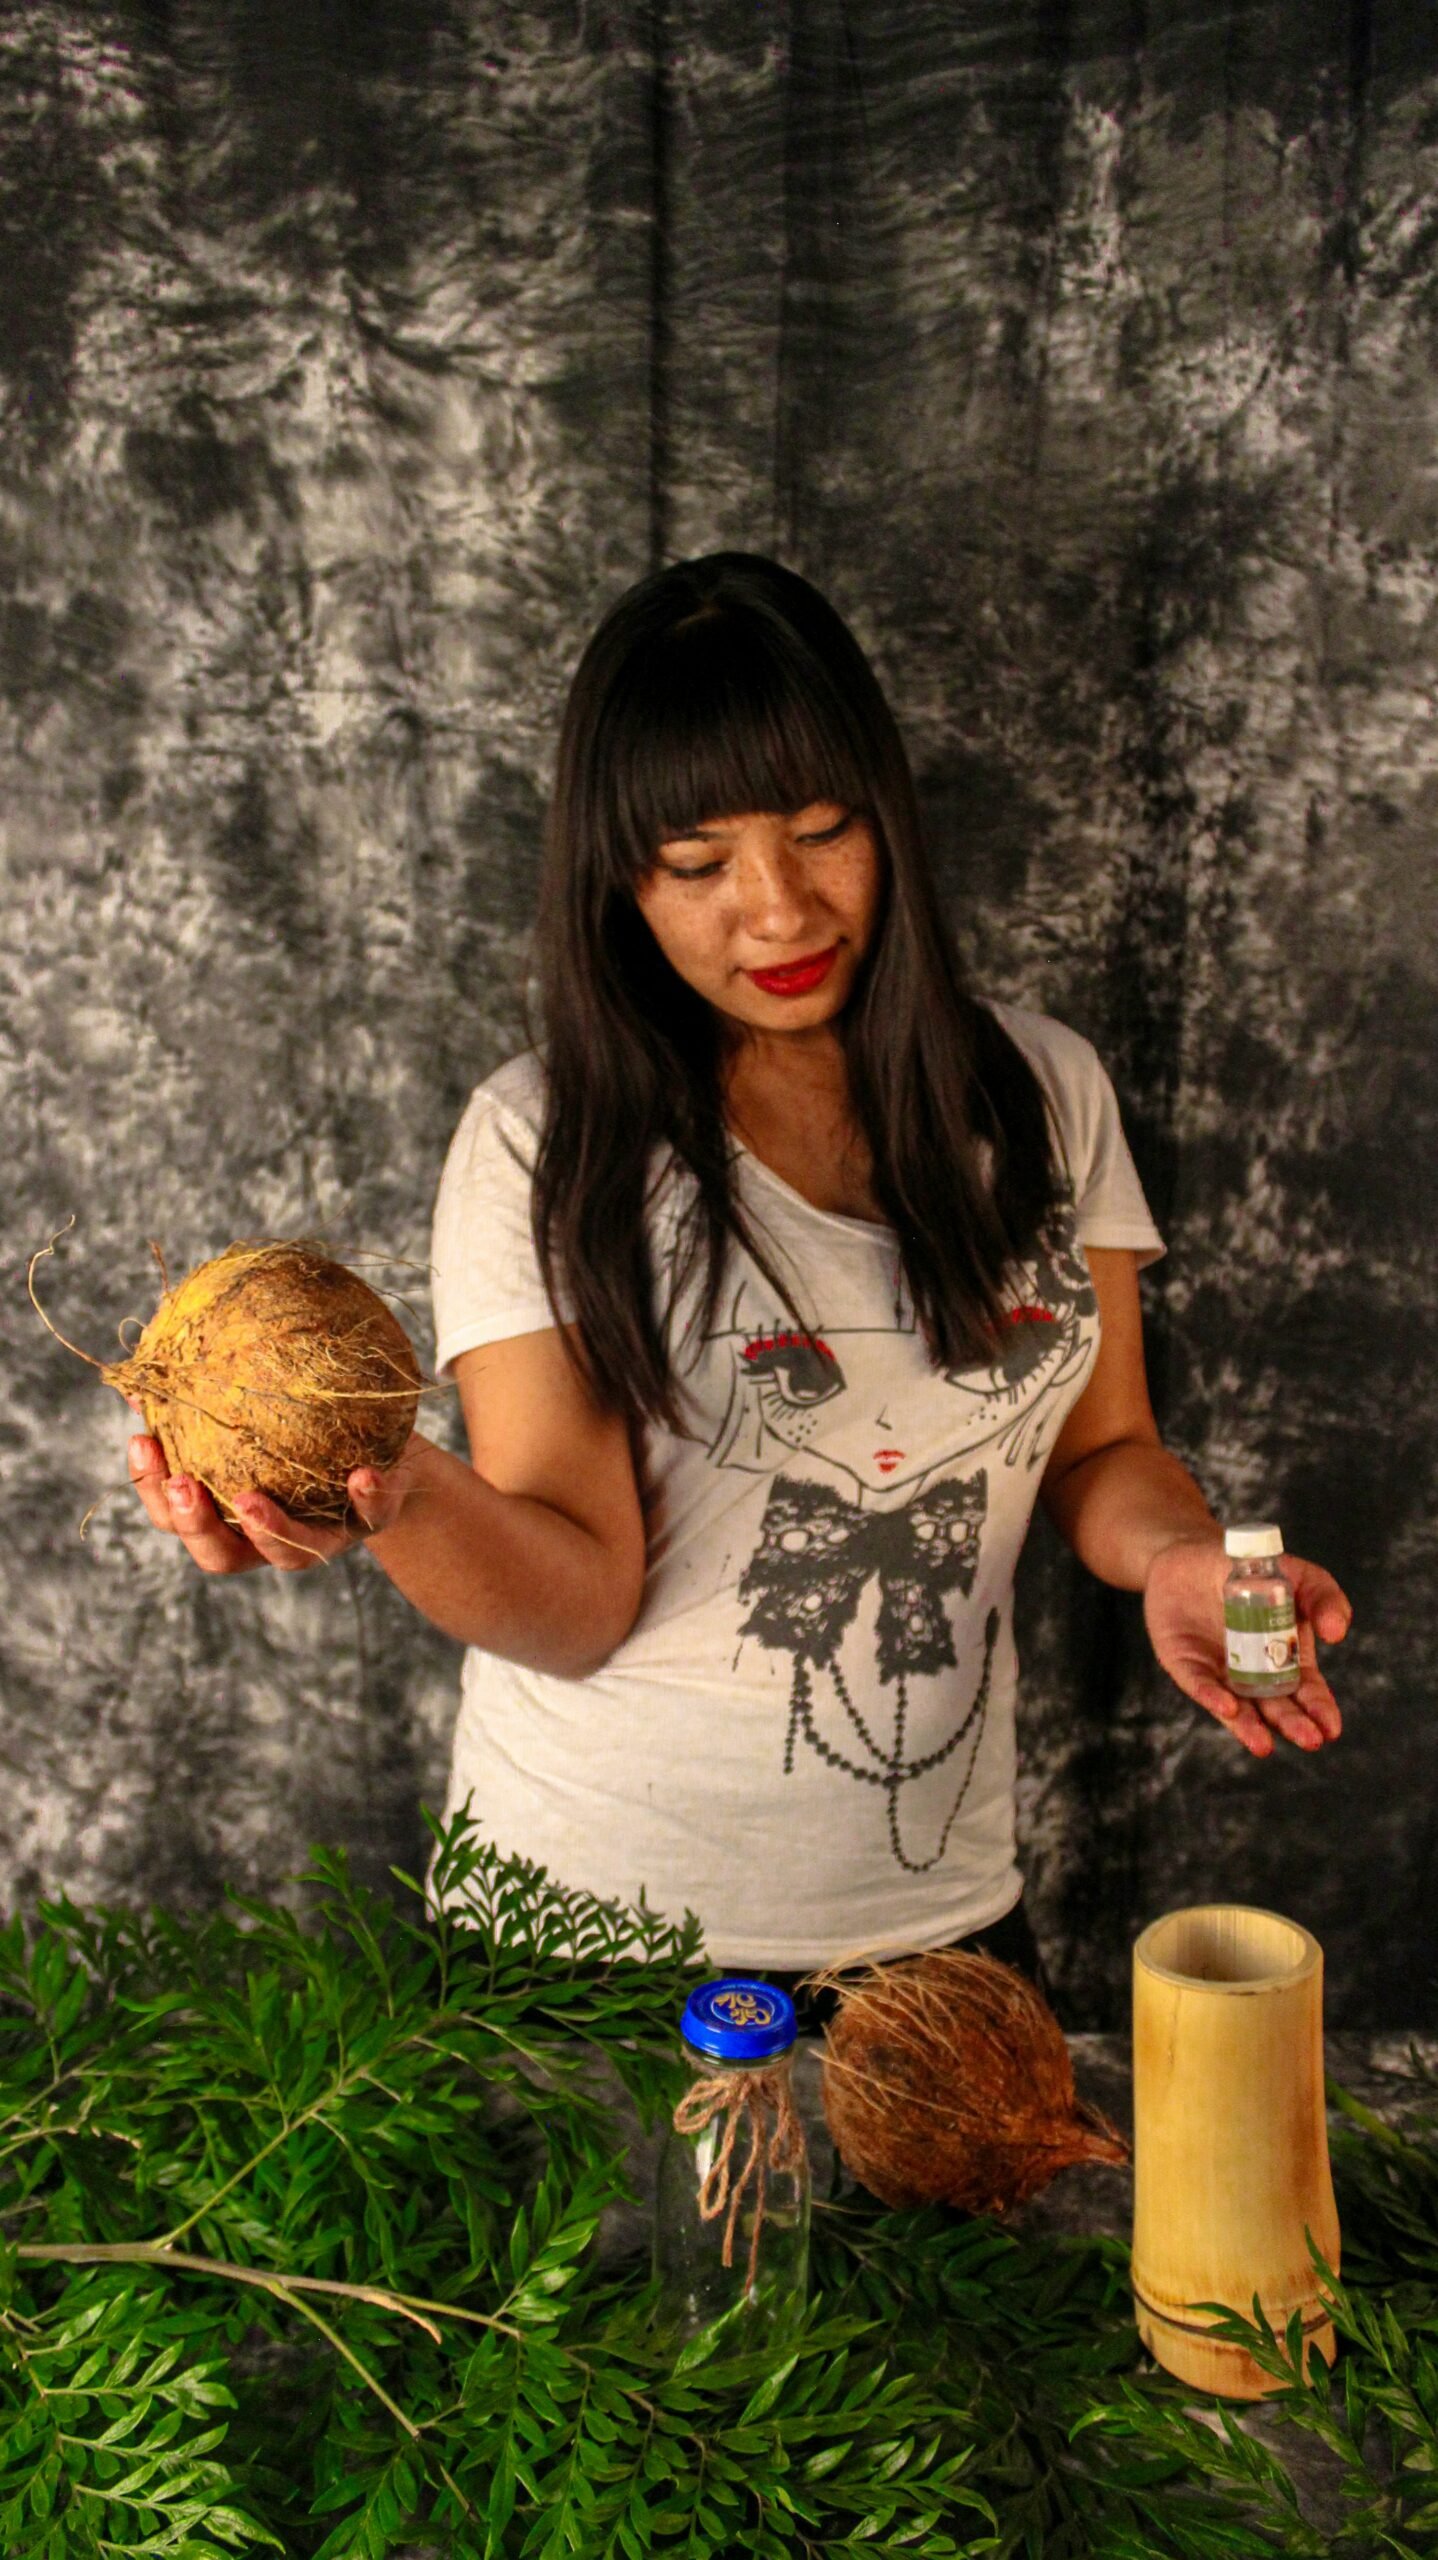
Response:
[1143,1538,1349,1758]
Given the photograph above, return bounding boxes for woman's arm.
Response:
[126,1326,646,1680]
[363,1329,646,1673]
[1038,1248,1217,1587]
[1039,1248,1350,1757]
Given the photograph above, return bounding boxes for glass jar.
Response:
[653,1978,809,2350]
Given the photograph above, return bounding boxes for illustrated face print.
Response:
[941,1221,1098,1472]
[711,1320,938,1496]
[703,1201,1098,1496]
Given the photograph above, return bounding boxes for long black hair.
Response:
[531,552,1064,1431]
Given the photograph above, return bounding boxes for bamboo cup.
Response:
[1131,1904,1340,2399]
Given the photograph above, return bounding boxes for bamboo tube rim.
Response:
[1134,1904,1319,1994]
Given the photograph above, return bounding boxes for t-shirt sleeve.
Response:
[994,1004,1166,1268]
[430,1078,574,1375]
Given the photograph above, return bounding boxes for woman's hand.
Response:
[126,1431,419,1574]
[1143,1536,1350,1758]
[124,1327,646,1672]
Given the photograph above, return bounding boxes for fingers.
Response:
[161,1476,270,1574]
[347,1465,407,1536]
[1240,1619,1342,1751]
[126,1438,412,1576]
[1196,1676,1279,1759]
[127,1437,325,1575]
[1290,1622,1342,1740]
[1286,1555,1354,1649]
[230,1458,414,1566]
[224,1491,355,1573]
[1210,1670,1336,1757]
[1251,1687,1333,1753]
[1226,1701,1277,1758]
[1158,1647,1277,1758]
[127,1435,177,1535]
[1159,1644,1335,1760]
[128,1440,265,1574]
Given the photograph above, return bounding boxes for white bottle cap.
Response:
[1224,1522,1283,1559]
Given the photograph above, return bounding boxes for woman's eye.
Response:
[796,812,852,845]
[660,858,724,881]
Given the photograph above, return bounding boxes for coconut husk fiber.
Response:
[33,1235,423,1528]
[816,1948,1128,2215]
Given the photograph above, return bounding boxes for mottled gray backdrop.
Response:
[4,1,1435,2026]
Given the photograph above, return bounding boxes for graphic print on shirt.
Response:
[737,1467,997,1872]
[702,1201,1098,1872]
[705,1212,1096,1489]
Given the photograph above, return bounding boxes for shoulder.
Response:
[442,1048,549,1164]
[431,1050,571,1359]
[465,1046,549,1129]
[979,998,1164,1260]
[977,998,1123,1196]
[980,997,1104,1098]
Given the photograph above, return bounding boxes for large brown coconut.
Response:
[35,1238,422,1528]
[817,1948,1127,2216]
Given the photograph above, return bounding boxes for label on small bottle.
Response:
[1225,1610,1299,1681]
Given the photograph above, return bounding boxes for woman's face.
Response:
[633,802,883,1036]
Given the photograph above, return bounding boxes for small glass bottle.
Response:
[653,1979,809,2350]
[1223,1524,1301,1697]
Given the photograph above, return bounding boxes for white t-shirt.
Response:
[430,1003,1163,1967]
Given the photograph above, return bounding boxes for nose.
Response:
[735,843,812,943]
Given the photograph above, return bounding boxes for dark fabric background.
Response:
[4,1,1435,2026]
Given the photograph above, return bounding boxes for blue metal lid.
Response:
[681,1977,797,2061]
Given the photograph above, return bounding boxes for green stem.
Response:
[266,2288,472,2525]
[275,2283,424,2443]
[151,2069,368,2248]
[17,2241,523,2344]
[18,2242,476,2520]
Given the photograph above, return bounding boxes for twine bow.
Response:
[671,2065,806,2296]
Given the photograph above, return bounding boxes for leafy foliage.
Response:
[0,1808,1431,2557]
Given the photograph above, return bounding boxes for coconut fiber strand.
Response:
[817,1948,1128,2214]
[98,1241,422,1527]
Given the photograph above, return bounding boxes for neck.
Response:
[720,1017,879,1219]
[721,1019,851,1104]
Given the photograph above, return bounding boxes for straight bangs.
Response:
[599,611,875,879]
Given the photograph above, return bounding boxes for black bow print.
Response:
[737,1470,987,1681]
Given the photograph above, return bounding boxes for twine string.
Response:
[671,2065,805,2296]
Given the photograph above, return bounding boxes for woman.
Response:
[127,553,1348,1989]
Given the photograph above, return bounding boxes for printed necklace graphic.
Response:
[737,1470,997,1873]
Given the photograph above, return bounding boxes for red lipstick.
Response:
[746,945,838,997]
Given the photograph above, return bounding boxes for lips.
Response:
[874,1449,904,1476]
[746,945,838,996]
